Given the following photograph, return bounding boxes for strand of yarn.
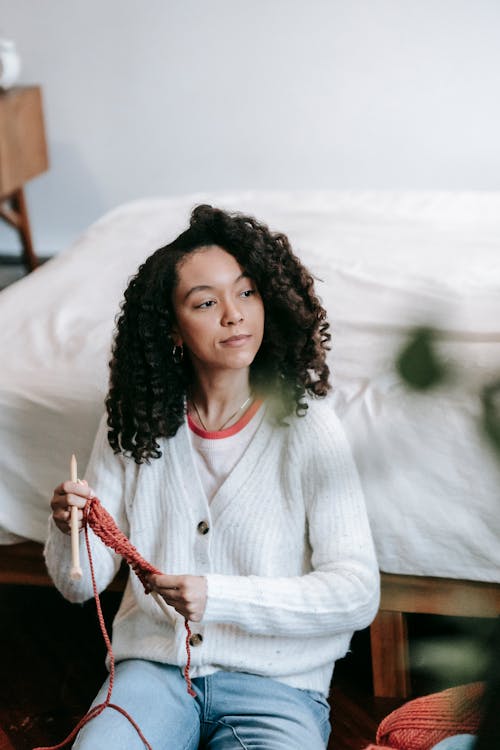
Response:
[84,496,195,696]
[33,496,195,750]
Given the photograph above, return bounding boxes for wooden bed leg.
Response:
[370,609,411,698]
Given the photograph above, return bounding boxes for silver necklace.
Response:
[191,394,253,431]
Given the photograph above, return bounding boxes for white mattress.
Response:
[1,190,499,582]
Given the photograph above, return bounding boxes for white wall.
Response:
[1,0,499,256]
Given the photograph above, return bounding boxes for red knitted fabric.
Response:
[85,495,161,584]
[375,682,484,750]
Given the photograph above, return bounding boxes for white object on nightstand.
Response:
[0,39,21,90]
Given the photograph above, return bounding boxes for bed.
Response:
[1,190,499,695]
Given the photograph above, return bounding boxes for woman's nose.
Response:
[221,299,244,325]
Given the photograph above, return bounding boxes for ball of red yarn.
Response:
[375,682,484,750]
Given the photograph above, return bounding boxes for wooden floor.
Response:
[0,582,407,750]
[2,580,493,750]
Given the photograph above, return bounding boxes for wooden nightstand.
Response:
[0,86,49,271]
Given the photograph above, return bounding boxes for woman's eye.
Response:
[240,289,255,298]
[195,300,216,309]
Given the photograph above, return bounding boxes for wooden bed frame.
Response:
[2,541,500,698]
[370,572,500,697]
[0,540,127,590]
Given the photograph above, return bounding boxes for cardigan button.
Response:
[197,520,210,535]
[189,633,203,647]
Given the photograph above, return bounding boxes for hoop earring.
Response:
[172,344,184,364]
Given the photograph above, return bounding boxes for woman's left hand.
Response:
[146,573,207,622]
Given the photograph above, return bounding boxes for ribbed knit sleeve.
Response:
[43,413,128,602]
[203,401,380,636]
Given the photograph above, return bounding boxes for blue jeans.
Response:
[430,736,476,750]
[73,659,332,749]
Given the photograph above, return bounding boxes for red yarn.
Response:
[33,496,196,750]
[374,681,484,750]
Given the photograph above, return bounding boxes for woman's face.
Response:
[171,245,265,375]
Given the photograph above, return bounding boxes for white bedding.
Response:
[1,190,499,582]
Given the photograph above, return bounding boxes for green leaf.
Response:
[396,327,447,391]
[481,381,500,458]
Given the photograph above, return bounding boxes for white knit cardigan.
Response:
[44,397,380,696]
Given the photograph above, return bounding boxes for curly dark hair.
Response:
[105,204,331,463]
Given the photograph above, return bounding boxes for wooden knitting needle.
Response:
[69,453,83,580]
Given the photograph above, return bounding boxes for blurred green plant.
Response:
[396,326,500,748]
[481,381,500,459]
[396,327,448,391]
[397,326,500,458]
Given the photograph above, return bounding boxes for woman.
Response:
[45,204,380,749]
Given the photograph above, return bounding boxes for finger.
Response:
[148,573,183,590]
[54,507,83,524]
[53,514,83,535]
[159,596,189,621]
[51,493,69,512]
[77,479,93,498]
[61,481,94,499]
[158,590,183,605]
[65,492,88,509]
[56,524,70,536]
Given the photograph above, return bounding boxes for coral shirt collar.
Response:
[188,399,263,439]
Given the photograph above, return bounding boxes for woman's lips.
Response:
[220,334,251,347]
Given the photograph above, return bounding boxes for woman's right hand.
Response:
[50,480,94,535]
